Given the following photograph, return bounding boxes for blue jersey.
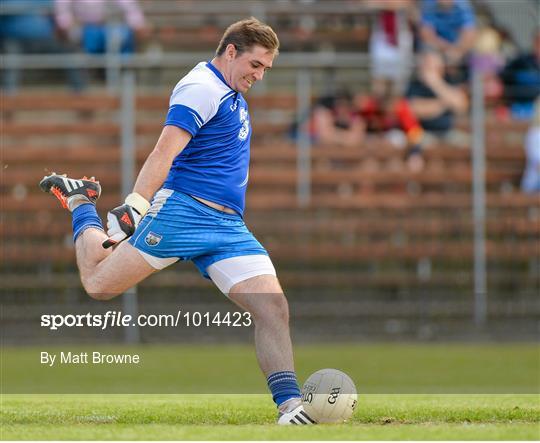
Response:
[163,61,251,216]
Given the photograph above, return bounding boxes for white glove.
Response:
[102,193,150,248]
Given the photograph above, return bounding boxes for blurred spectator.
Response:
[405,50,468,138]
[521,97,540,194]
[311,90,366,147]
[293,89,366,148]
[366,0,415,96]
[0,0,83,93]
[420,0,476,68]
[499,30,540,120]
[473,19,504,104]
[356,92,426,171]
[54,0,149,55]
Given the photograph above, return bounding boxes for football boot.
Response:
[39,173,101,211]
[277,398,317,425]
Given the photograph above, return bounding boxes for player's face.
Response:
[229,45,275,93]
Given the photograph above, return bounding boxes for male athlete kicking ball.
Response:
[40,18,314,425]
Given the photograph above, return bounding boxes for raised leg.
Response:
[75,228,156,300]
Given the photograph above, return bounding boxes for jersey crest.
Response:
[238,107,250,141]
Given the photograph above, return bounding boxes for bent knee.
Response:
[87,291,119,301]
[253,293,290,324]
[83,278,122,300]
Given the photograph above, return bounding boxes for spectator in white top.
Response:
[366,0,415,97]
[55,0,149,54]
[522,97,540,194]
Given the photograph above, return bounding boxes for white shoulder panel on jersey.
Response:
[169,62,231,126]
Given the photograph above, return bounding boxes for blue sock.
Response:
[72,203,104,242]
[267,371,301,407]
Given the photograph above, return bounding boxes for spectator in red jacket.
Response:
[356,92,426,171]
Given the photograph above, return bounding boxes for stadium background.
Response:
[1,0,539,397]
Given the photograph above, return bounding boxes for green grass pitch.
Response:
[2,394,539,440]
[1,344,539,440]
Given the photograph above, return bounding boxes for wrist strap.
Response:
[125,192,150,216]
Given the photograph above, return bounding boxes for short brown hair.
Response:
[216,17,279,57]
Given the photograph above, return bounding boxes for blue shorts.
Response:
[129,189,268,278]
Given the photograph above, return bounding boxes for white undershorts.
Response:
[137,249,179,270]
[134,249,276,295]
[206,254,276,295]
